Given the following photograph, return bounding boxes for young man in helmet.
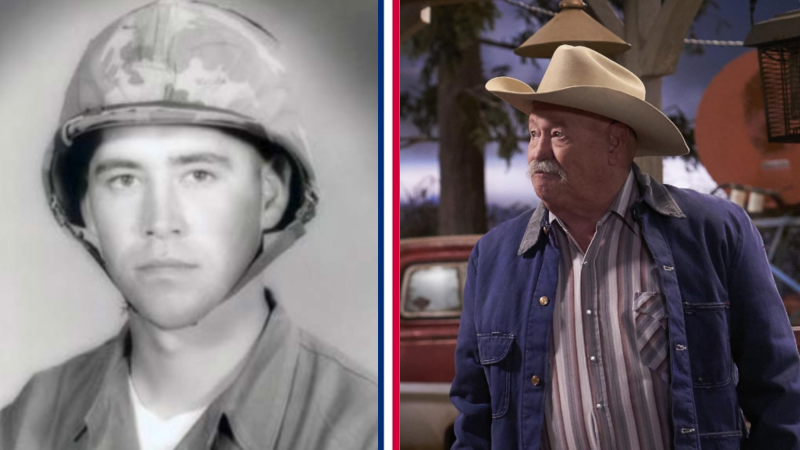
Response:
[0,2,377,449]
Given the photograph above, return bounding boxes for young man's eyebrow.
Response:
[170,152,233,168]
[92,159,141,177]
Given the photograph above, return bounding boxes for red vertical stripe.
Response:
[392,0,401,447]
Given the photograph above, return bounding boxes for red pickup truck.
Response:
[399,235,478,450]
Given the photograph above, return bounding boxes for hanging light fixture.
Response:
[514,0,630,59]
[744,9,800,143]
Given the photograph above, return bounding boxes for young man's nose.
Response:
[141,182,187,238]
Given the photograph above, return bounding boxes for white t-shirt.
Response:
[128,378,208,450]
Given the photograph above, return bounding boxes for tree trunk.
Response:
[437,28,487,235]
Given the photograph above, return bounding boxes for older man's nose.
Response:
[142,183,186,238]
[529,135,553,163]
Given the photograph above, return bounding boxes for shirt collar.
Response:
[518,162,685,255]
[72,291,300,450]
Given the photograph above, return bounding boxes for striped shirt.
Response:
[542,170,671,450]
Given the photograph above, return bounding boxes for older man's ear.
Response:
[607,122,637,167]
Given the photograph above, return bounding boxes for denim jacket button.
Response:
[539,296,550,306]
[531,375,541,386]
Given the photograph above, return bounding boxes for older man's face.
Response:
[527,102,616,209]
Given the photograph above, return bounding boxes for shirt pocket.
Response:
[634,292,669,382]
[683,302,732,387]
[476,332,515,419]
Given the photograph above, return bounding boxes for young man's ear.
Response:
[259,156,291,230]
[79,195,102,250]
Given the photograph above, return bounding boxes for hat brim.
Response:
[486,77,689,158]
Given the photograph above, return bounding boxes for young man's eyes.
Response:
[183,169,217,185]
[101,169,219,191]
[106,173,140,191]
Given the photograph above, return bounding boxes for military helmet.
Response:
[44,0,318,247]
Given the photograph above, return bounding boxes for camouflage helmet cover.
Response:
[44,0,318,235]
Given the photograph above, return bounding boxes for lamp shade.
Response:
[514,5,630,59]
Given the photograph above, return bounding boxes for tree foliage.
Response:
[401,3,527,165]
[665,107,700,170]
[403,2,498,82]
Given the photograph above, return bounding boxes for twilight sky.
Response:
[400,0,800,207]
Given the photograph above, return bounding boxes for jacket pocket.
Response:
[477,332,514,418]
[683,302,732,387]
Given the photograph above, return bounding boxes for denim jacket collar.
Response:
[518,162,685,255]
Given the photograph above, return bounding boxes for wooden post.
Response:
[586,0,703,183]
[637,77,663,181]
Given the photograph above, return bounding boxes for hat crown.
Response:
[484,45,689,158]
[538,45,645,100]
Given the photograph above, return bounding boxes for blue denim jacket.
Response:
[450,165,800,450]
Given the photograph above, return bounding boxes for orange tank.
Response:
[695,50,800,206]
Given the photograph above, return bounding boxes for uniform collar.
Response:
[210,292,299,450]
[518,162,685,255]
[71,291,299,450]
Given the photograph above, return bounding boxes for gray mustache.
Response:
[526,160,567,181]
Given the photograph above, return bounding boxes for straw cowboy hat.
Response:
[486,45,688,157]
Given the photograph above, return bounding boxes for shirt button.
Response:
[583,261,589,265]
[531,375,541,386]
[589,356,597,362]
[596,403,604,410]
[586,309,592,315]
[539,296,550,306]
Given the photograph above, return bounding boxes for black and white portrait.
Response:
[0,0,378,448]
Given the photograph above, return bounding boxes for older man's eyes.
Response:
[529,130,564,138]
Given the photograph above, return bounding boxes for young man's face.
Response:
[81,125,287,330]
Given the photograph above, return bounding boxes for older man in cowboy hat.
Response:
[450,45,800,450]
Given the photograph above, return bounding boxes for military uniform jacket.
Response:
[1,295,378,450]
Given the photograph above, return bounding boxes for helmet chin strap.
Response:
[225,219,307,301]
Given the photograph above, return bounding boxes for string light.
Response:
[683,38,744,46]
[499,0,556,17]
